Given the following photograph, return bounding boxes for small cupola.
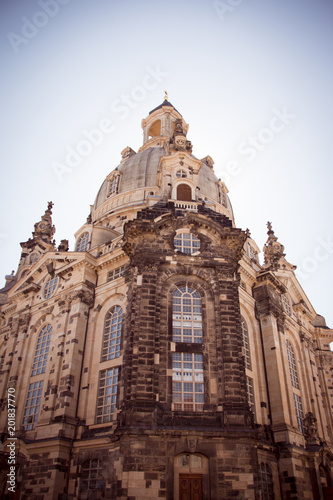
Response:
[141,93,189,149]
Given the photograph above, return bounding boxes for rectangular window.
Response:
[108,176,119,196]
[96,367,119,424]
[172,353,204,412]
[293,393,304,433]
[107,266,124,282]
[22,380,43,430]
[246,376,256,420]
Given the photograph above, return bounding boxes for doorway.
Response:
[179,474,202,500]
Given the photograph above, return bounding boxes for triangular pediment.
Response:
[8,251,96,299]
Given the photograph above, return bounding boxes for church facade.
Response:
[0,99,332,499]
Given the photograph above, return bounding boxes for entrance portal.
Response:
[179,474,202,500]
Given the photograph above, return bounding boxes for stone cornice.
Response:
[254,271,286,294]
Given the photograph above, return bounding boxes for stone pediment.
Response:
[158,151,203,174]
[8,252,95,299]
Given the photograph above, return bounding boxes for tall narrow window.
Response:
[108,175,119,196]
[96,367,119,423]
[282,294,293,316]
[177,183,192,201]
[246,376,256,419]
[76,232,89,252]
[22,380,43,430]
[32,324,52,376]
[241,318,251,370]
[172,353,204,412]
[101,306,122,362]
[293,393,304,433]
[258,463,274,500]
[172,286,202,343]
[286,340,299,389]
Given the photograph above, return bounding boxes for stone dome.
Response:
[88,100,234,229]
[93,147,165,212]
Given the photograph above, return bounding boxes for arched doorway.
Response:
[174,453,209,500]
[177,184,192,201]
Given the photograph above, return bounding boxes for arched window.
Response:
[80,459,104,494]
[32,324,52,376]
[174,231,200,255]
[101,306,123,362]
[76,232,89,252]
[176,169,187,178]
[44,276,58,299]
[148,119,161,137]
[241,317,251,370]
[286,340,299,389]
[177,183,192,201]
[172,286,202,343]
[258,463,274,500]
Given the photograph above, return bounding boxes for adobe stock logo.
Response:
[52,65,169,182]
[219,107,296,184]
[296,236,333,280]
[213,0,244,21]
[7,0,71,54]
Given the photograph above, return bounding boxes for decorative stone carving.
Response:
[121,146,136,162]
[69,290,94,307]
[303,412,319,443]
[58,240,69,252]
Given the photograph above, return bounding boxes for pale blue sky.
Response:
[1,0,333,330]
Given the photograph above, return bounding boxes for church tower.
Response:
[0,98,332,499]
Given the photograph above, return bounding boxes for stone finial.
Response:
[31,202,56,244]
[121,147,136,162]
[170,118,193,153]
[58,239,69,252]
[263,222,286,269]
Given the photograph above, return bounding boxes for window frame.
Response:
[32,324,52,376]
[101,306,123,362]
[43,275,59,300]
[286,339,299,389]
[107,174,120,197]
[176,169,187,178]
[80,459,104,494]
[257,462,274,500]
[293,393,304,433]
[96,367,119,424]
[241,317,252,371]
[22,380,44,431]
[107,266,125,282]
[170,283,206,413]
[172,285,203,343]
[174,231,200,255]
[172,353,204,412]
[76,232,90,252]
[246,376,256,420]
